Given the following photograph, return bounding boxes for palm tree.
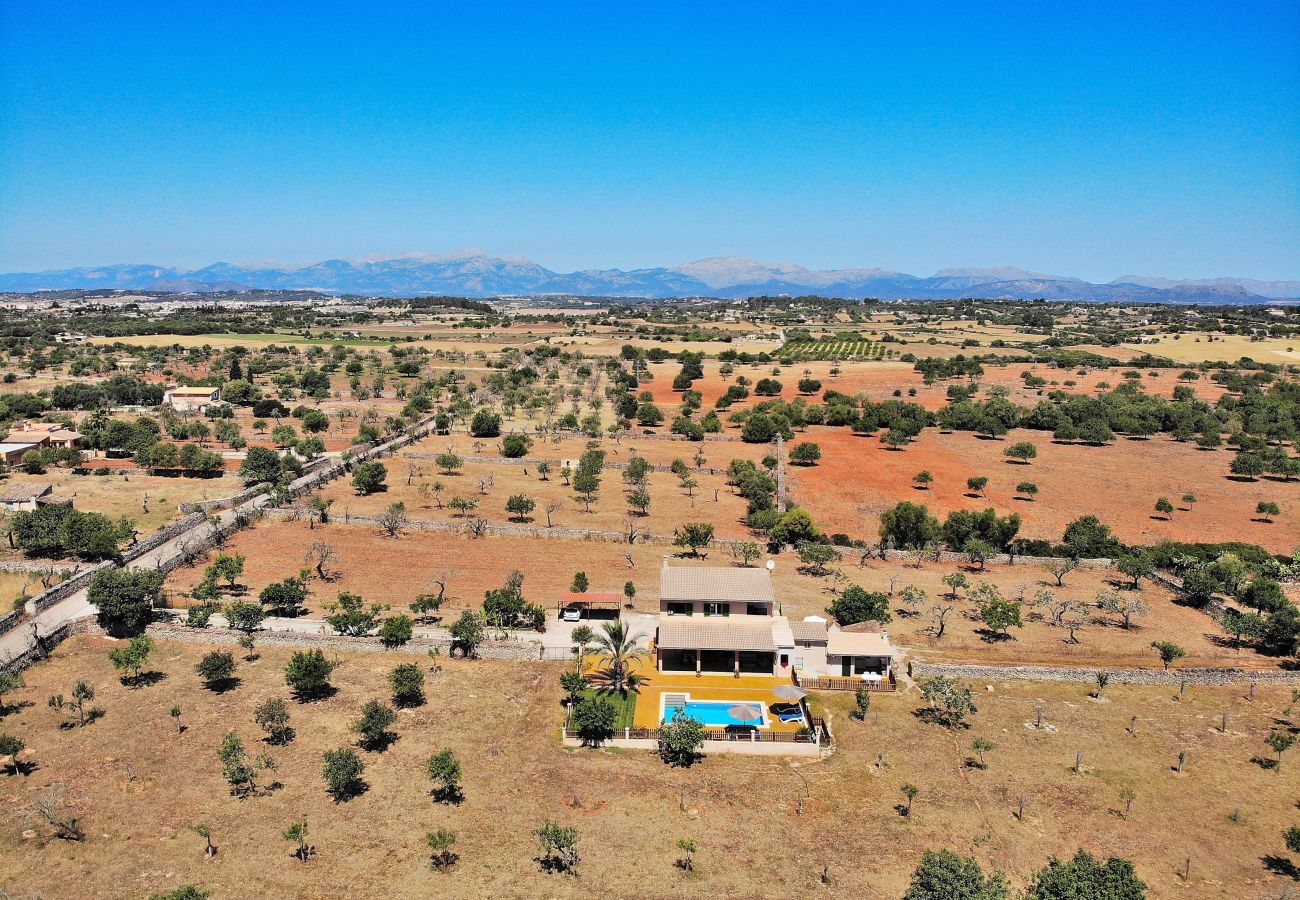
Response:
[593,620,647,693]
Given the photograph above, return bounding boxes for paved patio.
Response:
[579,654,810,733]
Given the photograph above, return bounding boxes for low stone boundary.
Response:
[774,434,788,512]
[0,561,86,575]
[909,659,1300,687]
[120,512,209,564]
[29,562,113,613]
[1,617,100,674]
[144,621,544,660]
[0,611,18,637]
[834,546,1115,569]
[179,482,268,513]
[403,453,731,478]
[560,732,820,757]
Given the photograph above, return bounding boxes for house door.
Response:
[841,656,851,677]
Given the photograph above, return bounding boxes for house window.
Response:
[703,602,730,617]
[666,602,693,616]
[746,603,769,616]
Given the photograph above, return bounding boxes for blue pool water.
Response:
[667,700,765,727]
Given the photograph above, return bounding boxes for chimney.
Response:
[662,555,670,570]
[881,630,889,642]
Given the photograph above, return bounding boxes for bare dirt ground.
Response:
[817,557,1282,669]
[159,520,1280,671]
[788,426,1298,553]
[2,637,1298,898]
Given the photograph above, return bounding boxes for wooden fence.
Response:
[794,671,896,692]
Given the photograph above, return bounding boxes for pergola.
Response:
[555,591,623,617]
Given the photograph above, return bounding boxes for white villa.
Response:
[655,559,795,677]
[653,558,896,686]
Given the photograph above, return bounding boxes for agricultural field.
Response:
[0,468,244,540]
[3,637,1300,898]
[1122,332,1300,366]
[789,426,1299,554]
[775,338,888,360]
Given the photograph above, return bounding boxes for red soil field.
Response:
[643,359,1232,417]
[787,425,1299,553]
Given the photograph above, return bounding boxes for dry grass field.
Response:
[788,426,1299,553]
[315,454,754,542]
[0,571,39,612]
[0,469,245,537]
[2,637,1299,898]
[1122,333,1300,366]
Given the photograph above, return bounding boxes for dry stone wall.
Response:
[910,659,1300,687]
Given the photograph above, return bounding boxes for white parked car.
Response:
[560,607,582,622]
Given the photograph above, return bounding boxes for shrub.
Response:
[322,748,366,800]
[195,651,237,690]
[571,696,616,748]
[254,697,293,744]
[351,461,387,495]
[501,434,532,458]
[285,649,336,700]
[389,663,425,707]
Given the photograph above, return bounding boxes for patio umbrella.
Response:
[773,684,807,702]
[727,704,763,723]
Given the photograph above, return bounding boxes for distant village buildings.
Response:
[162,385,223,412]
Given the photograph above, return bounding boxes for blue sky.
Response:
[1,1,1297,280]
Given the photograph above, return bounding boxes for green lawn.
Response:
[576,688,639,729]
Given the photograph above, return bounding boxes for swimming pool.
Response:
[662,697,767,728]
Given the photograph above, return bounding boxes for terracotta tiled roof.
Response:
[660,565,775,604]
[790,620,828,643]
[657,619,777,652]
[826,631,893,657]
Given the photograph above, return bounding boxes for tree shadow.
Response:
[1262,855,1299,879]
[203,677,242,694]
[912,708,971,729]
[292,684,338,703]
[394,692,426,710]
[975,628,1015,644]
[121,670,167,688]
[1251,756,1279,771]
[535,855,578,875]
[264,728,296,746]
[430,786,464,805]
[329,780,369,803]
[0,700,35,718]
[7,759,39,777]
[357,731,399,753]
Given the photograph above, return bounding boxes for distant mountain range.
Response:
[1,251,1296,304]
